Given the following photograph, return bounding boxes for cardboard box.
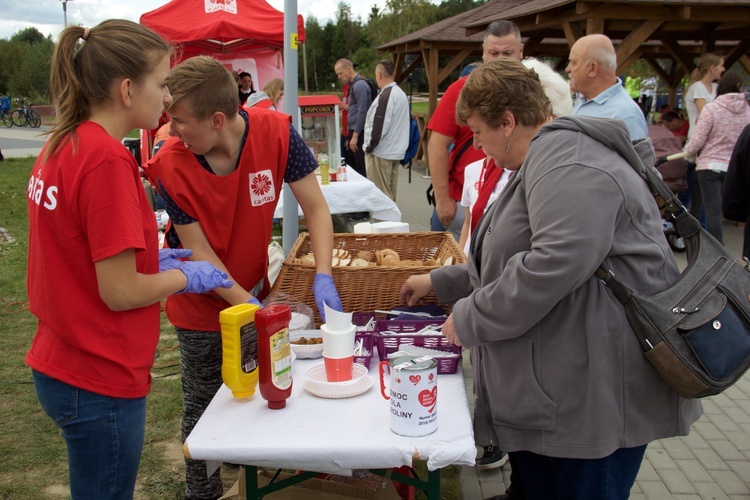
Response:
[221,468,402,499]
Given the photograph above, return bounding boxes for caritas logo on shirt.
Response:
[249,170,276,207]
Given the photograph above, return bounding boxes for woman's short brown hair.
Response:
[456,58,552,130]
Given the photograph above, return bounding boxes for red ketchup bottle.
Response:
[254,304,293,409]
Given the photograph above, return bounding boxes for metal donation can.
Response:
[379,356,438,436]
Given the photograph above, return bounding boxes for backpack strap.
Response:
[425,135,474,207]
[365,86,393,154]
[451,135,474,170]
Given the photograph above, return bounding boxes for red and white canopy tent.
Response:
[137,0,306,162]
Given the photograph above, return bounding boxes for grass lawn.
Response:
[0,156,462,499]
[0,157,187,498]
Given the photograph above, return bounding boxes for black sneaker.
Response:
[347,212,370,222]
[477,446,508,471]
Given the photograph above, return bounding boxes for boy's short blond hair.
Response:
[168,56,238,120]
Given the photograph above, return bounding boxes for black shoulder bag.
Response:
[596,155,750,399]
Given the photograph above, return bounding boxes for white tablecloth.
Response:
[273,166,402,222]
[184,354,476,476]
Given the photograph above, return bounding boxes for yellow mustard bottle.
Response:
[219,303,260,398]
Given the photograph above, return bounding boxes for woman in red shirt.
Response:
[26,20,231,499]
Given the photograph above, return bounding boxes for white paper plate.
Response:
[289,330,324,359]
[304,363,373,399]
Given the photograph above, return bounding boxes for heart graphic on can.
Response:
[409,375,421,385]
[419,387,437,413]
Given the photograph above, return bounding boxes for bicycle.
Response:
[0,96,11,128]
[11,97,41,128]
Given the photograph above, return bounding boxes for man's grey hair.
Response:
[484,20,521,43]
[586,43,616,73]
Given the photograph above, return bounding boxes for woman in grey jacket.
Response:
[400,59,702,499]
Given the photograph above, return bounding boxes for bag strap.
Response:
[595,266,634,304]
[597,151,703,292]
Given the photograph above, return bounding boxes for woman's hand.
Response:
[399,274,433,307]
[441,314,462,347]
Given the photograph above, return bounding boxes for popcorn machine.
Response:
[297,95,342,168]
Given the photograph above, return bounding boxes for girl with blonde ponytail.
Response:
[685,53,725,137]
[26,20,232,499]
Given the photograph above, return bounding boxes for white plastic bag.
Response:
[261,291,314,331]
[267,240,284,287]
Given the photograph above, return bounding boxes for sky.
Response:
[0,0,381,41]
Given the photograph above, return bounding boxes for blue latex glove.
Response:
[177,261,234,294]
[312,273,343,322]
[247,297,262,308]
[158,248,193,272]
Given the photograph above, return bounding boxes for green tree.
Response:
[438,0,486,19]
[366,0,442,48]
[0,40,23,95]
[297,0,488,93]
[332,2,362,63]
[11,27,47,45]
[0,28,54,102]
[9,41,54,101]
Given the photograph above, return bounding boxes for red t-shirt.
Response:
[144,110,290,332]
[26,121,160,398]
[341,82,350,134]
[671,121,690,141]
[427,76,486,201]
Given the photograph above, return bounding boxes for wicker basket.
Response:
[272,232,466,326]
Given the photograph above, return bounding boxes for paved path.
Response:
[0,125,50,159]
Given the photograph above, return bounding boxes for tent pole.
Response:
[303,42,309,94]
[282,0,301,254]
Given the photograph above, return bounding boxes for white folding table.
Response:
[183,353,476,499]
[273,166,402,222]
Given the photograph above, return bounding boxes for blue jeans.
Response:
[696,169,726,243]
[32,370,146,500]
[686,163,707,228]
[430,201,465,242]
[511,444,647,499]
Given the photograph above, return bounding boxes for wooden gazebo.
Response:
[465,0,750,106]
[381,0,750,118]
[379,0,529,116]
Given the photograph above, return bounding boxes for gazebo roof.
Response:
[378,0,528,51]
[463,0,750,64]
[379,0,750,167]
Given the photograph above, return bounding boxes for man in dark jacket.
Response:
[334,58,373,178]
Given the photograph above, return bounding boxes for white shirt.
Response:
[685,81,717,139]
[363,82,411,161]
[460,159,510,255]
